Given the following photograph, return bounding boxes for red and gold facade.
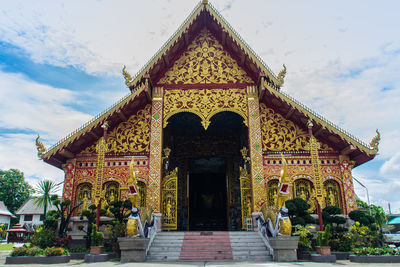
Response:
[41,1,378,230]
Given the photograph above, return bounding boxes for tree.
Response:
[0,169,33,213]
[34,180,60,220]
[286,198,315,226]
[50,195,81,238]
[370,204,388,233]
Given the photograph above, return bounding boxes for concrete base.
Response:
[6,255,70,264]
[332,252,350,260]
[84,253,109,263]
[311,254,336,263]
[269,236,299,262]
[70,252,87,259]
[350,255,400,263]
[118,237,150,263]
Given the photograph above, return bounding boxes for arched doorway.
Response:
[163,111,248,230]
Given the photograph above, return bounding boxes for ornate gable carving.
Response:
[82,105,151,154]
[260,103,332,151]
[163,88,248,129]
[158,28,254,84]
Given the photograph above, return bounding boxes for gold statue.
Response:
[35,135,47,159]
[126,158,139,237]
[259,154,292,236]
[300,190,307,201]
[307,189,316,213]
[329,191,336,207]
[166,200,172,219]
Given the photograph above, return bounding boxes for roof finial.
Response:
[122,65,133,87]
[202,0,208,5]
[35,135,47,159]
[277,64,286,84]
[369,129,380,151]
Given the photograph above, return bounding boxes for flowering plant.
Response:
[44,246,69,257]
[348,221,377,248]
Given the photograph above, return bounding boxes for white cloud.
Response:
[0,70,92,190]
[381,152,400,179]
[0,71,92,143]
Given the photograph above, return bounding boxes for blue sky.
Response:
[0,0,399,213]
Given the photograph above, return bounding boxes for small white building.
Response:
[15,197,56,231]
[0,201,16,240]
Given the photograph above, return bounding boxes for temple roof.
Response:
[41,0,378,168]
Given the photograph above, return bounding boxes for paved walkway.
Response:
[1,259,400,267]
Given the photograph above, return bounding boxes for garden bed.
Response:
[70,252,88,259]
[332,251,350,260]
[349,255,400,263]
[5,255,70,264]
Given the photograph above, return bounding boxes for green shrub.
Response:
[324,206,342,215]
[10,247,28,257]
[91,224,104,246]
[349,210,376,226]
[29,227,56,249]
[316,224,332,246]
[286,198,311,227]
[10,246,44,257]
[44,246,69,256]
[291,217,305,226]
[329,234,352,252]
[293,225,315,249]
[26,246,43,256]
[69,246,89,253]
[352,247,400,256]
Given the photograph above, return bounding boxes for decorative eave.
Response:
[41,84,147,164]
[260,80,379,166]
[123,1,282,90]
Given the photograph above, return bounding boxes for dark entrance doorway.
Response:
[189,157,227,230]
[164,111,248,231]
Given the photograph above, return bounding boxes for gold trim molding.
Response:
[163,88,248,129]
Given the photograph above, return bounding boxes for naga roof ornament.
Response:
[369,129,380,151]
[277,64,286,85]
[122,65,134,87]
[35,135,47,159]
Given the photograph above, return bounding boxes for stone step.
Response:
[147,231,271,262]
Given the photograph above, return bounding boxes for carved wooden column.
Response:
[339,155,357,214]
[246,85,266,211]
[147,87,164,212]
[62,159,76,202]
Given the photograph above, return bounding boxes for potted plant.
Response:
[90,224,104,255]
[316,224,332,255]
[293,224,315,253]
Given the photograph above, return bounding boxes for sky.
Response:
[0,0,399,213]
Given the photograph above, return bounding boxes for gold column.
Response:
[339,155,357,214]
[94,137,106,206]
[246,85,265,211]
[147,87,164,212]
[61,159,76,202]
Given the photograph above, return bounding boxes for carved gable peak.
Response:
[158,28,254,85]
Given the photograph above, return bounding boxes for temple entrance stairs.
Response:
[147,231,272,261]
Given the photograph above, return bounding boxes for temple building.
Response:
[38,0,379,231]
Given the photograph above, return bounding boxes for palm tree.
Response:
[34,180,60,220]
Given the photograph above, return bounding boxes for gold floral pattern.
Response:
[163,88,248,129]
[158,28,253,84]
[82,105,151,154]
[260,103,332,151]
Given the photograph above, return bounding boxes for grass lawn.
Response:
[0,243,14,250]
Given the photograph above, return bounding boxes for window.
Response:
[24,215,33,221]
[40,215,45,221]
